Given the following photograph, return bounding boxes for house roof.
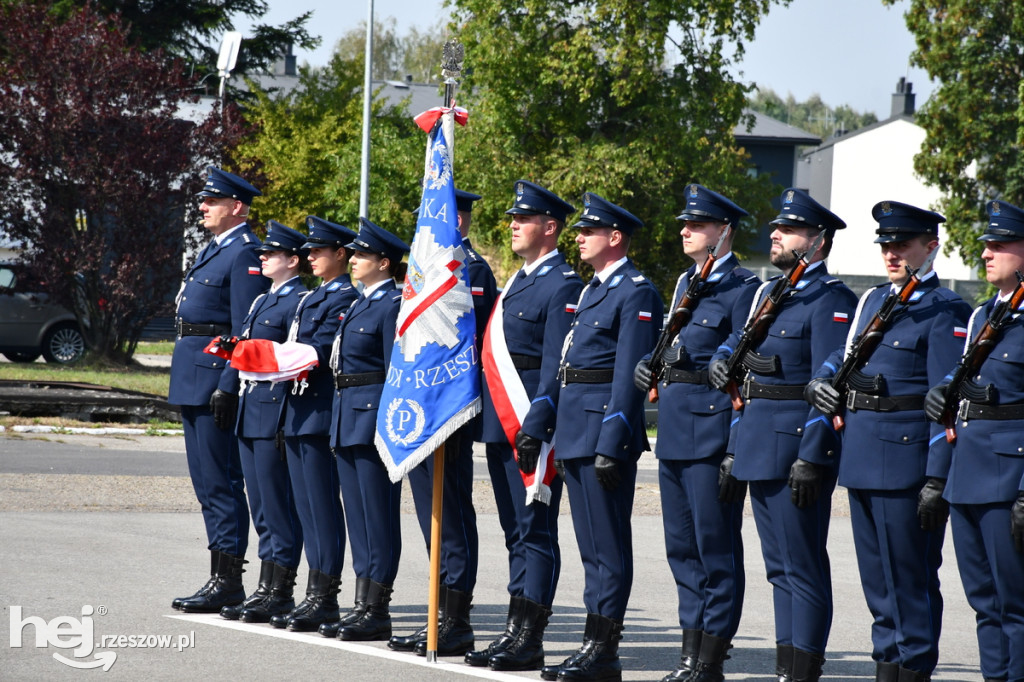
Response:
[802,113,915,153]
[734,110,821,146]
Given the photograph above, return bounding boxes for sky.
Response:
[238,0,932,121]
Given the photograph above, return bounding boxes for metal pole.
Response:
[358,0,374,219]
[425,445,445,663]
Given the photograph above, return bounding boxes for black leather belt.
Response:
[663,368,709,385]
[561,367,614,384]
[177,320,230,337]
[509,353,542,371]
[741,378,805,401]
[333,371,386,388]
[846,391,924,413]
[959,401,1024,421]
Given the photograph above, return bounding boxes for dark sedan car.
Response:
[0,262,86,364]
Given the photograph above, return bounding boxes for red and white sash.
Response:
[481,273,557,505]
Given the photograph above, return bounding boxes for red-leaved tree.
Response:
[0,2,245,364]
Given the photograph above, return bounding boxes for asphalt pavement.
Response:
[0,431,985,681]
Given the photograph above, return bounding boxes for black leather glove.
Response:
[209,389,238,431]
[594,454,621,491]
[216,335,239,355]
[275,430,286,458]
[633,356,654,392]
[554,459,565,481]
[924,383,950,423]
[1012,492,1024,553]
[445,427,464,464]
[708,357,731,391]
[515,430,542,474]
[788,458,824,509]
[917,477,950,531]
[804,377,841,415]
[718,454,747,504]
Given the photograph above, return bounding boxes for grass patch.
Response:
[136,341,175,355]
[0,361,170,397]
[1,415,181,432]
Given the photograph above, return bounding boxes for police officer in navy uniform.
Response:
[325,218,409,642]
[268,216,359,632]
[924,200,1024,682]
[170,166,269,613]
[633,185,760,682]
[465,181,582,672]
[539,192,664,682]
[389,189,496,656]
[709,188,856,682]
[806,202,970,682]
[219,220,309,624]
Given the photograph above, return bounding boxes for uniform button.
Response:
[366,403,372,407]
[264,319,269,324]
[623,445,628,450]
[603,404,608,409]
[359,327,364,332]
[1018,447,1023,453]
[519,312,523,317]
[893,341,900,346]
[204,278,210,283]
[826,450,834,457]
[547,428,553,434]
[1004,353,1009,358]
[902,435,908,441]
[796,427,802,434]
[702,319,708,324]
[189,276,194,281]
[780,330,786,336]
[709,404,715,409]
[212,362,218,367]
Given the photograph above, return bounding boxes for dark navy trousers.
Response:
[749,475,836,654]
[285,434,344,576]
[659,455,745,638]
[485,441,563,606]
[181,405,249,556]
[336,444,402,585]
[238,435,303,569]
[409,437,479,593]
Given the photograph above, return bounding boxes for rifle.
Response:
[937,270,1024,443]
[721,230,825,410]
[828,246,938,431]
[646,225,731,403]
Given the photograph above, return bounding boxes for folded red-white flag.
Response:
[217,338,318,384]
[414,106,468,132]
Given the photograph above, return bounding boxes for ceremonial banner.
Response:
[375,111,480,482]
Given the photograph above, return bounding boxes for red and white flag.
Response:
[205,337,318,385]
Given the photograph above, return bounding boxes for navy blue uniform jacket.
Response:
[170,225,268,406]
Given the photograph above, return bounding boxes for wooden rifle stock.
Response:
[830,255,934,431]
[940,271,1024,443]
[647,246,717,403]
[722,236,821,409]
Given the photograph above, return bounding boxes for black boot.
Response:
[488,597,550,671]
[776,644,794,682]
[321,576,371,638]
[897,667,931,682]
[388,586,444,651]
[221,560,274,620]
[179,552,246,613]
[241,564,297,623]
[270,569,318,629]
[660,629,702,681]
[686,633,731,682]
[172,550,219,610]
[465,595,526,667]
[541,613,597,681]
[556,613,624,681]
[875,662,899,682]
[414,587,474,656]
[792,648,825,682]
[286,572,341,632]
[337,581,393,641]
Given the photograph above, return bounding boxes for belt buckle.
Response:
[846,389,858,412]
[957,399,970,422]
[741,374,753,401]
[175,319,184,338]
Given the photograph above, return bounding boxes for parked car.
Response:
[0,262,87,364]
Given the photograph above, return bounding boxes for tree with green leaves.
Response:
[885,0,1024,268]
[749,88,878,140]
[333,18,447,83]
[449,0,787,293]
[232,54,425,240]
[47,0,318,82]
[0,2,239,364]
